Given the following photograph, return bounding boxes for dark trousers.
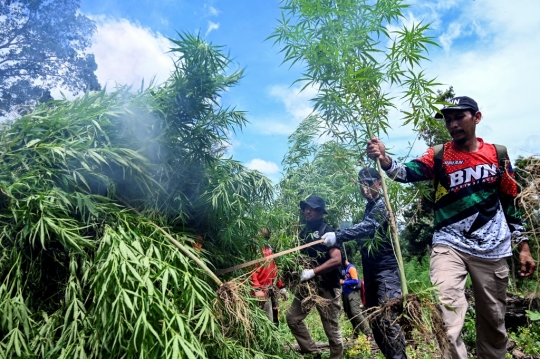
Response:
[364,267,407,359]
[342,290,371,338]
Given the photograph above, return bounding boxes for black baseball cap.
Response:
[358,167,381,183]
[300,195,328,214]
[435,96,479,119]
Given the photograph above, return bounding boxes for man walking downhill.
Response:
[321,168,407,359]
[286,195,344,359]
[366,96,535,359]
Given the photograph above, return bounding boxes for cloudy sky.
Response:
[80,0,540,183]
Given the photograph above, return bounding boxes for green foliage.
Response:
[509,316,540,357]
[404,330,442,359]
[526,310,540,321]
[461,307,477,350]
[345,336,371,358]
[270,0,443,142]
[0,0,100,114]
[0,33,291,359]
[417,87,454,147]
[403,256,431,290]
[271,0,445,294]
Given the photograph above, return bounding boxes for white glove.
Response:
[322,232,336,247]
[300,269,315,282]
[279,288,290,300]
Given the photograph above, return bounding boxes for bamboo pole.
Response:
[374,157,408,296]
[365,124,408,296]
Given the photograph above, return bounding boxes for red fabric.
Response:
[250,246,284,290]
[415,139,518,196]
[360,279,366,306]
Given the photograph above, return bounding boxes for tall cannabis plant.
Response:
[0,33,291,359]
[271,0,443,295]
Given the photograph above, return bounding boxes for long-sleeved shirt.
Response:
[384,138,527,259]
[250,245,284,290]
[336,196,399,270]
[342,263,360,297]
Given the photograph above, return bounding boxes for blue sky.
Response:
[80,0,540,183]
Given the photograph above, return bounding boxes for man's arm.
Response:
[313,248,341,275]
[499,156,536,277]
[337,200,388,243]
[250,266,267,298]
[343,266,359,286]
[322,199,389,247]
[366,137,435,183]
[250,266,262,289]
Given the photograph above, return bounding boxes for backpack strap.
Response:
[493,144,508,176]
[432,144,445,202]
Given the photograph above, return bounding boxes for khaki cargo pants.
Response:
[286,287,343,359]
[430,245,509,359]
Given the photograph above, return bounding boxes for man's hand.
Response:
[339,279,344,285]
[518,242,536,277]
[279,288,290,300]
[300,269,315,282]
[366,137,391,169]
[254,290,266,299]
[322,232,336,247]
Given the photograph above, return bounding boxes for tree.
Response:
[0,0,100,114]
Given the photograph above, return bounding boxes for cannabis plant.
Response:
[0,33,292,359]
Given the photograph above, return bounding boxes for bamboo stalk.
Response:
[365,124,408,296]
[375,157,408,296]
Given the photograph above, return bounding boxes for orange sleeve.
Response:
[348,266,358,280]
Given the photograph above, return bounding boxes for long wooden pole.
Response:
[216,239,324,276]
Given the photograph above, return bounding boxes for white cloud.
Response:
[252,84,318,135]
[245,158,280,175]
[376,0,540,161]
[205,5,219,17]
[270,84,316,121]
[205,21,219,37]
[439,22,461,52]
[89,17,175,89]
